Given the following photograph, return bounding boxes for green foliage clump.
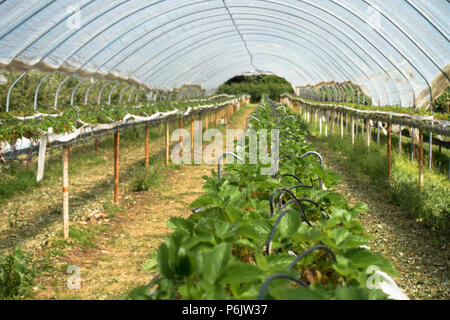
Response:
[0,247,38,299]
[217,75,294,103]
[131,166,164,192]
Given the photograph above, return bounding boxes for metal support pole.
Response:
[6,71,28,112]
[62,145,70,240]
[419,129,424,188]
[54,75,71,109]
[85,80,99,105]
[165,121,170,166]
[108,83,120,106]
[387,123,392,181]
[34,72,53,110]
[114,131,120,204]
[145,124,150,168]
[98,81,110,105]
[119,85,130,105]
[128,87,137,103]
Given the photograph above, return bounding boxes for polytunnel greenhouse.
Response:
[0,0,448,305]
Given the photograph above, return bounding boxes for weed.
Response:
[0,247,38,299]
[131,166,164,192]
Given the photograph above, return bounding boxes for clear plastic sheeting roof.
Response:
[0,0,449,108]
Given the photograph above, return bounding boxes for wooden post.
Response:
[351,117,355,145]
[377,124,380,145]
[62,146,70,240]
[114,131,120,204]
[398,125,402,156]
[340,112,344,139]
[387,123,391,181]
[145,124,150,168]
[165,121,170,166]
[191,114,195,159]
[205,112,209,131]
[419,129,424,188]
[324,112,328,137]
[179,117,184,157]
[95,139,99,152]
[319,111,323,135]
[366,120,371,149]
[214,110,217,126]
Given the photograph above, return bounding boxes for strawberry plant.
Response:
[127,95,400,300]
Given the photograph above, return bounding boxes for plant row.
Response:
[126,95,399,300]
[0,95,236,144]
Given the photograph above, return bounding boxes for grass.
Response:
[0,124,165,205]
[306,120,450,236]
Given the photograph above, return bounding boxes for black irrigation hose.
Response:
[276,116,296,129]
[258,274,309,300]
[288,245,336,270]
[279,131,301,142]
[277,185,314,208]
[270,188,312,227]
[217,152,244,179]
[265,209,301,256]
[278,174,304,185]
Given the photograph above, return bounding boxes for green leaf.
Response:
[334,286,388,300]
[219,262,266,284]
[157,243,174,279]
[344,248,400,277]
[203,243,232,284]
[278,210,301,238]
[167,217,193,234]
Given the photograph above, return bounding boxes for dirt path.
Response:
[312,138,449,300]
[24,104,257,300]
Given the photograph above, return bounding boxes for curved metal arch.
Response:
[119,84,131,105]
[140,26,367,97]
[151,18,386,103]
[156,41,313,86]
[67,1,395,100]
[192,55,302,90]
[84,79,99,106]
[364,0,449,83]
[297,0,422,107]
[108,82,120,106]
[60,1,225,74]
[184,47,341,90]
[6,71,28,112]
[228,4,404,105]
[128,87,137,103]
[181,51,309,88]
[1,0,440,107]
[143,31,328,85]
[234,0,416,106]
[54,75,71,108]
[97,80,111,105]
[34,71,54,110]
[71,79,85,106]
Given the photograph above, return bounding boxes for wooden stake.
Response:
[351,117,355,145]
[340,112,344,139]
[165,121,170,166]
[62,145,70,240]
[179,118,183,157]
[366,120,371,149]
[419,129,424,188]
[398,125,402,156]
[145,124,149,168]
[387,123,391,181]
[95,139,99,152]
[191,115,195,159]
[205,112,209,131]
[114,132,120,204]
